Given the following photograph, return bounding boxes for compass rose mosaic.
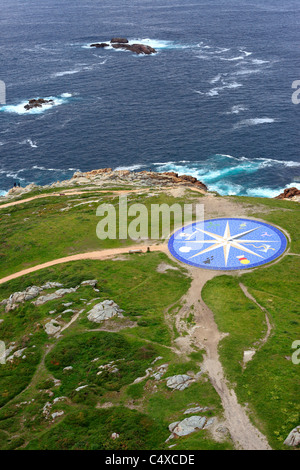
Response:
[168,218,287,270]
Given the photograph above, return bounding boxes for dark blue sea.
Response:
[0,0,299,197]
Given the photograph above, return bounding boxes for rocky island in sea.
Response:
[24,98,54,111]
[90,37,157,55]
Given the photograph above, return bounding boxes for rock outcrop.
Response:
[44,320,61,336]
[184,406,210,415]
[1,283,63,312]
[87,300,124,323]
[166,374,195,391]
[168,416,211,439]
[284,426,300,446]
[111,38,129,44]
[24,98,54,111]
[90,43,109,48]
[151,363,169,380]
[90,38,157,55]
[1,168,208,202]
[111,43,156,55]
[275,187,300,200]
[33,288,78,306]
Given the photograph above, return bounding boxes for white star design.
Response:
[184,221,278,266]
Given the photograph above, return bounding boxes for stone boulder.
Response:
[81,280,98,287]
[87,300,124,323]
[1,283,65,312]
[152,364,168,380]
[44,320,61,336]
[166,374,195,391]
[284,426,300,446]
[169,416,207,438]
[184,406,210,415]
[6,347,27,362]
[111,38,129,44]
[275,187,300,200]
[42,282,63,289]
[33,288,78,306]
[4,286,43,312]
[111,43,156,55]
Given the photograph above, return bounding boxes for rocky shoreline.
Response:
[2,168,208,199]
[2,168,299,202]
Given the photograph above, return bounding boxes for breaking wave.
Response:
[152,154,300,197]
[234,117,278,129]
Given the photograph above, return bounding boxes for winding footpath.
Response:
[0,244,167,285]
[0,189,272,449]
[172,266,272,450]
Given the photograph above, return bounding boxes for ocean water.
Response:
[0,0,299,197]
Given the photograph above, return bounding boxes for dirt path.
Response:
[0,188,153,210]
[0,242,272,449]
[0,244,167,285]
[172,266,272,450]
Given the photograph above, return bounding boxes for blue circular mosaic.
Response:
[168,218,287,270]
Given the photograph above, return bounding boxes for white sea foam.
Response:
[32,165,78,172]
[209,74,222,84]
[207,81,243,97]
[52,70,80,77]
[251,59,270,65]
[20,139,38,148]
[234,117,278,129]
[152,155,299,197]
[224,105,248,115]
[114,164,145,171]
[220,55,245,61]
[0,94,72,115]
[232,68,262,76]
[239,49,252,57]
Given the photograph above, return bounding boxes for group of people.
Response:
[13,182,21,188]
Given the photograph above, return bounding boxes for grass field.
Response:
[0,190,199,278]
[0,253,228,450]
[0,185,299,450]
[202,256,300,449]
